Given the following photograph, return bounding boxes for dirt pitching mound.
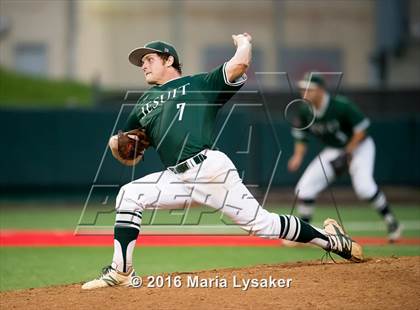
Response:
[1,256,419,310]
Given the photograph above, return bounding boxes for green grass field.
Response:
[0,203,419,291]
[0,67,93,107]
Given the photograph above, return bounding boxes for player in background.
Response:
[82,35,363,290]
[287,73,401,242]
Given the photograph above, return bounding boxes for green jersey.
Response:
[125,63,246,167]
[292,95,370,148]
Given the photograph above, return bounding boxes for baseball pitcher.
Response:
[82,34,363,290]
[288,73,401,242]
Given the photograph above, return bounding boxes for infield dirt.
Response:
[1,256,419,310]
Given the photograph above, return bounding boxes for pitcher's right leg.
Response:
[189,151,362,262]
[82,170,192,290]
[198,176,363,262]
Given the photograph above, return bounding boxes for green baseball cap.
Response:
[128,41,179,67]
[297,72,326,89]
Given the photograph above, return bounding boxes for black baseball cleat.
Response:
[324,218,363,263]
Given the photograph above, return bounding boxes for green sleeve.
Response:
[198,62,247,104]
[123,93,149,131]
[124,107,141,131]
[342,100,370,133]
[203,62,247,90]
[291,106,310,144]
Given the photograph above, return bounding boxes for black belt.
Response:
[168,153,207,174]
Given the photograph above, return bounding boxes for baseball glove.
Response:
[117,128,150,160]
[330,152,352,176]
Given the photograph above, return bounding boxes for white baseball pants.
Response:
[116,150,281,238]
[296,137,378,200]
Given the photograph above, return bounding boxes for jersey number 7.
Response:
[176,102,186,121]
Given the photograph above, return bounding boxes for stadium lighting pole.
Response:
[66,0,77,80]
